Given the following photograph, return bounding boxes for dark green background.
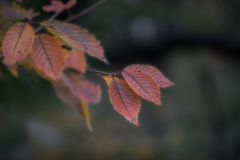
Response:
[0,0,240,160]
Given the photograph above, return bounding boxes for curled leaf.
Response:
[125,64,174,88]
[2,23,34,66]
[40,20,108,64]
[32,34,64,80]
[108,77,140,126]
[122,69,161,105]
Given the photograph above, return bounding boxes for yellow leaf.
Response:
[79,99,92,132]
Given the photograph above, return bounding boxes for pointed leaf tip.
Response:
[108,78,141,126]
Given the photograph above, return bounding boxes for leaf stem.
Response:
[111,71,122,75]
[90,69,109,75]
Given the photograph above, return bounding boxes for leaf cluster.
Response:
[0,0,174,130]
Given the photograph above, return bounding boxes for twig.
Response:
[35,12,61,33]
[90,69,109,75]
[111,71,122,75]
[90,68,122,78]
[34,0,109,33]
[64,0,109,22]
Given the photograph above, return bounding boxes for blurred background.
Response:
[0,0,240,160]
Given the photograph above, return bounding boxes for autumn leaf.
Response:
[2,23,34,66]
[62,48,71,57]
[43,0,77,13]
[122,69,161,105]
[62,71,101,103]
[104,76,140,126]
[53,80,93,131]
[125,64,174,88]
[103,75,119,86]
[40,20,108,64]
[65,0,77,9]
[2,6,39,20]
[32,34,64,80]
[42,1,65,12]
[53,79,80,110]
[79,99,92,132]
[65,49,86,73]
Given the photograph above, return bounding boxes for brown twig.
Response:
[64,0,109,22]
[35,0,110,33]
[35,12,61,33]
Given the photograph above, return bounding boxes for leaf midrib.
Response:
[9,24,25,64]
[37,35,55,77]
[123,70,157,101]
[111,79,134,120]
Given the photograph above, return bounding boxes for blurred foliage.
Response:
[0,0,240,160]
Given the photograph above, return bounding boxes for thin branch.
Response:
[64,0,109,22]
[34,0,109,32]
[35,12,61,33]
[111,71,122,75]
[90,69,109,75]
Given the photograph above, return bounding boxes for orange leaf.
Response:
[40,20,108,64]
[32,34,64,80]
[2,23,34,66]
[122,69,161,105]
[108,77,140,126]
[62,71,101,103]
[65,49,86,73]
[42,1,65,12]
[125,64,174,88]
